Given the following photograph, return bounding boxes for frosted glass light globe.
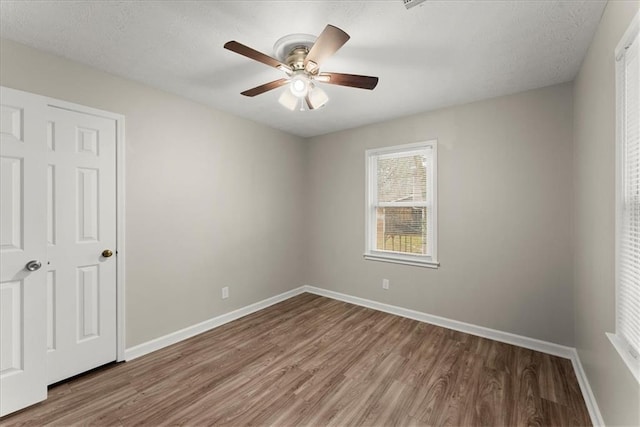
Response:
[289,75,309,97]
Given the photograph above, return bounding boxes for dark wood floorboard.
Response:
[1,293,592,426]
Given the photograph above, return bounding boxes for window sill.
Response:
[606,332,640,384]
[363,253,439,269]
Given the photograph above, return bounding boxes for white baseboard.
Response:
[303,285,574,358]
[124,286,306,360]
[569,349,605,426]
[123,284,603,426]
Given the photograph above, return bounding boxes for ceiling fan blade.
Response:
[316,72,379,90]
[224,41,291,72]
[241,78,289,97]
[304,25,350,72]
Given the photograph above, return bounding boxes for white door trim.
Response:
[43,96,126,362]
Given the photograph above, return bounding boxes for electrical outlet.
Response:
[222,286,229,299]
[382,279,390,290]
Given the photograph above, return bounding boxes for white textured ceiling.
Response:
[0,0,606,138]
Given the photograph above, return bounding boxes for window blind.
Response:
[375,149,431,256]
[376,150,428,204]
[619,31,640,359]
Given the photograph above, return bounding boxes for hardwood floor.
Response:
[2,293,591,426]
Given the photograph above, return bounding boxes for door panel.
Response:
[77,167,99,242]
[0,280,24,372]
[47,164,56,245]
[0,156,23,250]
[45,106,117,385]
[0,87,48,417]
[46,270,56,351]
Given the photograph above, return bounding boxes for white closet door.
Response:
[0,87,48,416]
[46,106,117,385]
[1,87,120,416]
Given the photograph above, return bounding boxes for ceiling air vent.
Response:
[403,0,427,9]
[402,0,426,9]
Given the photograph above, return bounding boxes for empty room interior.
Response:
[0,0,639,426]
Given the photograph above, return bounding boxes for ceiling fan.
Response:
[224,24,379,111]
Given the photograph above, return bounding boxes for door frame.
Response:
[45,96,126,362]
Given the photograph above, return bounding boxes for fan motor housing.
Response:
[285,47,310,71]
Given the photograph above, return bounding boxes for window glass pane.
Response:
[377,154,427,203]
[375,206,427,255]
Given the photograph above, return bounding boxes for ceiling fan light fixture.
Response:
[308,86,329,109]
[289,74,310,97]
[278,89,299,111]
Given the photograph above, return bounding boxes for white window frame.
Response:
[608,11,640,384]
[364,140,438,268]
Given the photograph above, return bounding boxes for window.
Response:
[610,12,640,383]
[364,141,438,268]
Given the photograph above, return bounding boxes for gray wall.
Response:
[573,1,640,425]
[306,83,575,346]
[0,38,308,348]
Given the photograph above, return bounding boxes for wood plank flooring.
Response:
[1,293,591,426]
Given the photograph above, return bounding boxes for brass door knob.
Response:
[102,249,114,258]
